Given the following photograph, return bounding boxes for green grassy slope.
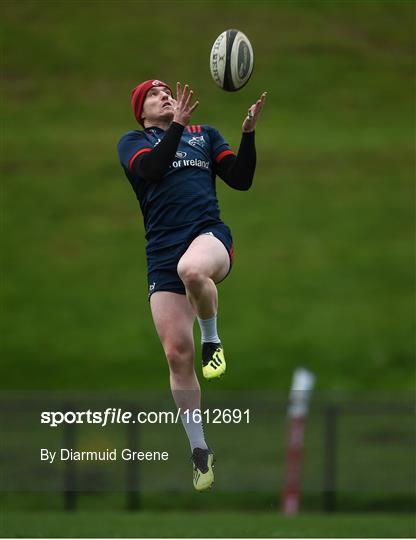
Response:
[1,511,415,538]
[1,0,414,390]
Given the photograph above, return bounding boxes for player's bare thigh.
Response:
[177,234,230,284]
[150,291,196,353]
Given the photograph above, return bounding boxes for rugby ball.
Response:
[210,29,254,91]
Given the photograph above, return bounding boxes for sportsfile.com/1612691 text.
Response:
[40,408,251,427]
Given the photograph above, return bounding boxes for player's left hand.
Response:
[242,92,267,133]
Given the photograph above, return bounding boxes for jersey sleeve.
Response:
[206,126,235,164]
[117,131,153,173]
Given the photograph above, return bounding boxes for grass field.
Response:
[1,0,414,391]
[1,1,414,536]
[1,511,415,538]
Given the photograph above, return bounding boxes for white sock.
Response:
[180,413,208,451]
[197,314,220,344]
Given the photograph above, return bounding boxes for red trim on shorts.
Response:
[129,147,152,171]
[229,245,235,265]
[215,149,235,163]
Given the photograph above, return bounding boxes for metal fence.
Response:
[0,391,414,512]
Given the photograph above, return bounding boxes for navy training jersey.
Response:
[117,124,234,255]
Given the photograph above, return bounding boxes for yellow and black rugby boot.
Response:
[192,447,215,491]
[202,342,226,379]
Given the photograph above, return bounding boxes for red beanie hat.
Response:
[131,79,172,127]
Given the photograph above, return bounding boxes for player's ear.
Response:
[141,104,147,123]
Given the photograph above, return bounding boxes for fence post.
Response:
[282,368,315,514]
[126,416,140,511]
[63,413,77,511]
[323,404,338,512]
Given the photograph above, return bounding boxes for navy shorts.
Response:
[147,223,234,299]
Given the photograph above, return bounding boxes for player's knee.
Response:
[165,345,193,376]
[177,261,204,289]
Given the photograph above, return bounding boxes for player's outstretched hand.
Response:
[174,82,199,127]
[242,91,267,133]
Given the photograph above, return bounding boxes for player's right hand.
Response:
[174,82,199,126]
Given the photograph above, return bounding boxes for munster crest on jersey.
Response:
[188,136,206,149]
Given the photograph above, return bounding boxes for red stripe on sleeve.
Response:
[129,147,152,171]
[215,149,235,163]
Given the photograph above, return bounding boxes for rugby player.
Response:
[118,80,265,491]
